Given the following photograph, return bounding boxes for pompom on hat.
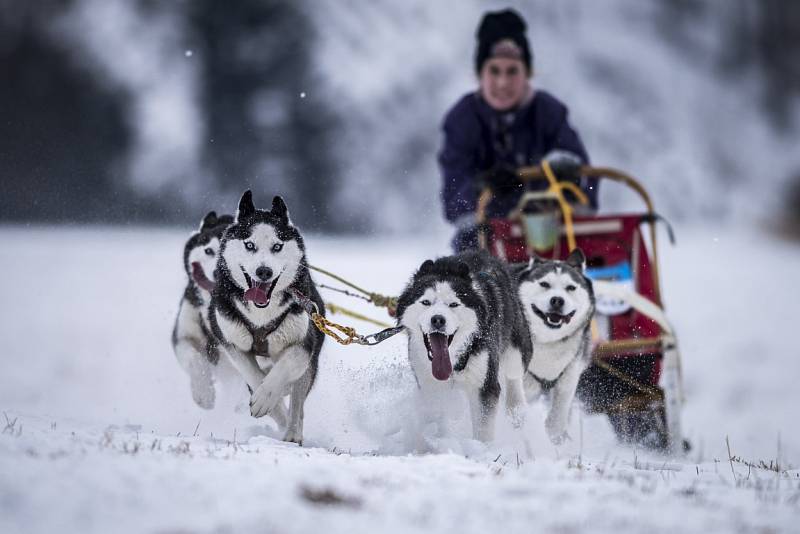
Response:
[474,8,532,73]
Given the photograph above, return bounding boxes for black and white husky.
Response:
[396,251,532,442]
[172,211,234,409]
[209,191,324,445]
[516,249,595,444]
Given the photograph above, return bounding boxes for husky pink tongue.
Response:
[191,262,215,292]
[244,281,271,307]
[428,333,452,381]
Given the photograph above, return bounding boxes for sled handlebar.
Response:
[516,165,656,215]
[476,165,665,305]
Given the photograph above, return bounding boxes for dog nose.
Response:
[550,296,564,309]
[255,266,273,281]
[430,315,446,330]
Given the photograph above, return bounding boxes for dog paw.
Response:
[250,379,280,418]
[282,427,303,446]
[545,417,570,445]
[547,427,572,445]
[506,406,526,429]
[190,376,215,410]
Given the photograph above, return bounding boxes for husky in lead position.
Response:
[209,191,324,445]
[172,211,233,409]
[396,250,532,442]
[516,248,595,444]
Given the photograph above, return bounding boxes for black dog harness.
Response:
[249,305,299,355]
[527,368,567,392]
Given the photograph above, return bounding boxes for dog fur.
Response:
[396,250,532,442]
[172,211,233,409]
[209,191,324,445]
[515,248,595,444]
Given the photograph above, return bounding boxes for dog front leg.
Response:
[458,351,500,442]
[460,351,498,442]
[283,370,312,445]
[468,387,498,442]
[221,345,265,392]
[545,359,584,444]
[250,345,310,419]
[174,338,216,409]
[501,348,526,428]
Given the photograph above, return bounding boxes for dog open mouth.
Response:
[531,305,576,329]
[242,268,280,308]
[423,331,455,381]
[191,261,216,292]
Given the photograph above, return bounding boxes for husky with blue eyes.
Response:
[396,251,532,442]
[172,211,234,409]
[209,191,324,445]
[516,249,596,444]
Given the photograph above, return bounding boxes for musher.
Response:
[438,8,597,252]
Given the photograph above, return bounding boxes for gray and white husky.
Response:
[172,211,233,409]
[396,251,532,442]
[516,249,595,444]
[209,191,324,445]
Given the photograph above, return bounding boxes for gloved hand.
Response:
[478,164,521,190]
[543,150,583,179]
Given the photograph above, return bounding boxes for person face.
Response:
[479,57,530,111]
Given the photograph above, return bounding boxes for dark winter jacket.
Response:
[438,90,595,228]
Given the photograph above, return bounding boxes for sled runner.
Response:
[477,164,686,453]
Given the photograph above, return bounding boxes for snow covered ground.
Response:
[1,224,799,533]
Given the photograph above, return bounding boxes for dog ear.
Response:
[515,255,541,278]
[271,195,290,224]
[455,261,470,279]
[237,190,256,221]
[565,248,586,270]
[510,260,532,278]
[417,259,435,277]
[200,211,217,231]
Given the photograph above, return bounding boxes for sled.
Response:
[477,164,686,453]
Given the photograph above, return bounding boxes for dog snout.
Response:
[255,265,273,281]
[550,296,565,310]
[430,315,446,330]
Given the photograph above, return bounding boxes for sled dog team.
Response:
[173,192,595,446]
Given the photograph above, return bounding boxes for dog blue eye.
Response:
[539,281,550,289]
[204,247,214,256]
[271,242,283,253]
[421,299,431,306]
[566,285,576,292]
[245,241,256,252]
[448,302,460,308]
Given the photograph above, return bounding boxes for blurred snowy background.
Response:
[2,0,800,232]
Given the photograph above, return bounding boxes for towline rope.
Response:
[306,264,398,315]
[288,287,404,347]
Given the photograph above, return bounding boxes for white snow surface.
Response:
[1,224,799,533]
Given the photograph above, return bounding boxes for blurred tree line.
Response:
[0,0,798,229]
[659,0,800,130]
[0,0,339,230]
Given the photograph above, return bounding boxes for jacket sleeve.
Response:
[437,106,481,224]
[547,104,598,209]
